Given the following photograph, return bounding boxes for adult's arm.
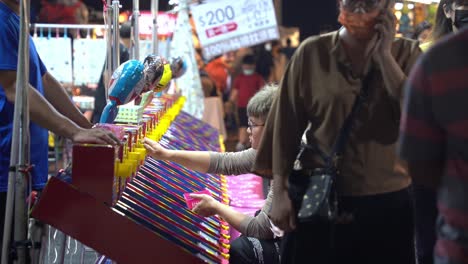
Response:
[42,72,92,129]
[143,138,211,173]
[374,10,422,101]
[208,148,256,175]
[238,183,275,239]
[0,70,119,144]
[191,193,272,238]
[253,38,310,232]
[144,139,256,176]
[238,212,274,239]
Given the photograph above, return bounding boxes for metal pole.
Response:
[151,0,159,54]
[112,0,121,71]
[105,0,116,103]
[2,0,31,262]
[33,23,108,30]
[131,0,140,60]
[105,0,113,102]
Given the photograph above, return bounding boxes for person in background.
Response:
[281,38,296,60]
[38,0,88,24]
[143,85,281,264]
[253,43,274,83]
[412,21,433,44]
[399,27,468,264]
[38,0,88,38]
[253,40,287,84]
[421,0,468,51]
[0,0,119,253]
[230,47,255,78]
[230,55,264,151]
[268,40,287,83]
[205,51,236,102]
[92,22,130,123]
[119,21,131,50]
[195,49,218,97]
[205,51,237,129]
[253,0,421,263]
[411,2,468,263]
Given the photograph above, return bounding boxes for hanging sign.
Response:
[34,36,73,84]
[191,0,279,58]
[139,11,178,38]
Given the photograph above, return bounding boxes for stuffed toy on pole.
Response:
[99,55,187,124]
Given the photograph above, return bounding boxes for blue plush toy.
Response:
[100,55,186,124]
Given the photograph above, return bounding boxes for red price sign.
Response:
[205,22,238,38]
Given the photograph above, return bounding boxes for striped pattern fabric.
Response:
[400,28,468,264]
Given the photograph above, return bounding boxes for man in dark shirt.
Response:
[0,0,119,252]
[92,23,130,123]
[399,27,468,264]
[92,43,129,123]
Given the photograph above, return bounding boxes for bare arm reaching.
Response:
[0,70,119,145]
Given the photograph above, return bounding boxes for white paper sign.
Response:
[73,38,107,85]
[139,39,171,61]
[33,36,73,83]
[191,0,279,59]
[169,0,204,119]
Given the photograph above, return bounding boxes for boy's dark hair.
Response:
[242,54,256,65]
[120,21,131,39]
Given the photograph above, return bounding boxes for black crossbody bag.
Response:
[294,73,372,223]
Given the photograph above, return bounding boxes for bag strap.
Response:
[301,71,373,171]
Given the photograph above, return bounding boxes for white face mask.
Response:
[243,69,254,76]
[264,43,272,51]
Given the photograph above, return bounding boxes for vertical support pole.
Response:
[2,0,31,262]
[151,0,159,55]
[105,0,113,102]
[131,0,140,60]
[105,0,121,101]
[112,0,120,71]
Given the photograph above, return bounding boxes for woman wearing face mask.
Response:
[252,0,421,263]
[230,55,265,151]
[421,0,468,51]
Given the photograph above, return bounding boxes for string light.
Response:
[403,0,440,3]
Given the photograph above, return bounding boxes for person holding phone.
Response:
[252,0,421,263]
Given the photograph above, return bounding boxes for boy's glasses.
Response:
[247,121,264,130]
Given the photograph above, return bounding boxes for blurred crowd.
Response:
[196,40,295,151]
